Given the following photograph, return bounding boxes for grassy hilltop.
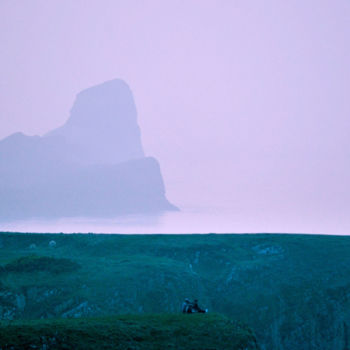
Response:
[0,313,257,350]
[1,232,350,349]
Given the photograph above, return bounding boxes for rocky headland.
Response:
[0,80,177,219]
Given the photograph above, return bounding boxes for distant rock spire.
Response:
[46,79,145,165]
[0,79,177,219]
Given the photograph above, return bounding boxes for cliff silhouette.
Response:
[0,79,177,219]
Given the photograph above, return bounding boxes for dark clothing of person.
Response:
[182,299,206,313]
[192,300,205,313]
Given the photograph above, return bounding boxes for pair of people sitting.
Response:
[182,298,207,313]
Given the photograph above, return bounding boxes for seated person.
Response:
[182,298,207,313]
[192,299,206,313]
[182,298,192,313]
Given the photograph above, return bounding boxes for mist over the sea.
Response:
[1,1,349,234]
[1,203,348,235]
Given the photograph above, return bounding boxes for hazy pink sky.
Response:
[1,1,350,233]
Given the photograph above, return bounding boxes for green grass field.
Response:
[1,232,350,349]
[0,313,257,349]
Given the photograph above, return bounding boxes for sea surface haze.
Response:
[0,203,348,235]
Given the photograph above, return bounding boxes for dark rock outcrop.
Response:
[0,79,177,219]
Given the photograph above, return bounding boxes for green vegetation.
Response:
[3,255,80,274]
[1,232,350,349]
[0,313,257,350]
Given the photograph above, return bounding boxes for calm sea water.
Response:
[0,205,348,235]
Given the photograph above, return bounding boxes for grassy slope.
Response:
[1,232,350,349]
[0,313,257,350]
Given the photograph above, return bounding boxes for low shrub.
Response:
[4,255,80,274]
